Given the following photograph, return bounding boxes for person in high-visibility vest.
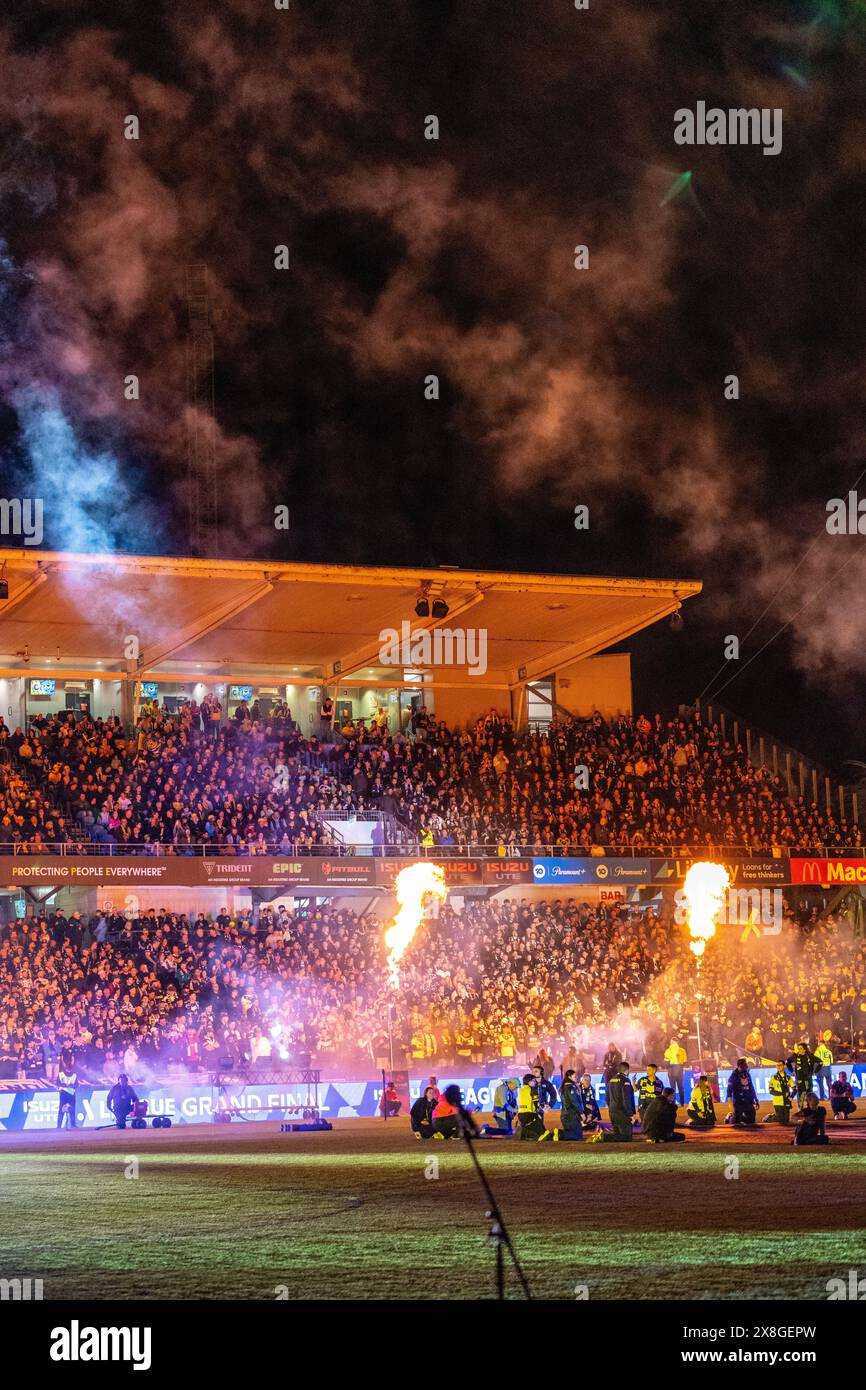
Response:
[687,1074,717,1128]
[492,1078,518,1133]
[813,1038,833,1100]
[516,1074,545,1141]
[766,1062,795,1125]
[664,1040,687,1106]
[57,1055,78,1130]
[787,1042,819,1102]
[636,1064,664,1124]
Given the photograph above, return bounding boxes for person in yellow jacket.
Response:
[766,1062,795,1125]
[664,1039,687,1106]
[814,1037,833,1100]
[516,1074,546,1141]
[686,1074,716,1128]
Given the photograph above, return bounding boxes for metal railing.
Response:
[697,699,861,828]
[1,839,864,859]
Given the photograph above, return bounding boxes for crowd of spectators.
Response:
[1,896,864,1083]
[0,704,859,855]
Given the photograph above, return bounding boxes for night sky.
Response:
[1,1,865,768]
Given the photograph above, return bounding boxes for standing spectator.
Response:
[813,1036,833,1099]
[320,695,333,739]
[664,1038,687,1105]
[602,1042,622,1082]
[41,1027,60,1083]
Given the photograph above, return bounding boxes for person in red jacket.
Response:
[431,1090,460,1139]
[431,1085,479,1140]
[380,1082,401,1118]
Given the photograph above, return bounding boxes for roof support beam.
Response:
[508,598,685,689]
[139,578,276,672]
[0,564,53,618]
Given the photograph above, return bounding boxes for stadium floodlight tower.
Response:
[185,262,220,558]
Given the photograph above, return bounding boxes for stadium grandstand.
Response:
[1,550,865,1094]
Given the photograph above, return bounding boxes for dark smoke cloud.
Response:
[0,0,864,704]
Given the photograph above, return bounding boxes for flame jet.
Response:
[682,861,731,960]
[384,862,447,989]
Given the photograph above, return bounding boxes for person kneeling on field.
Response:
[726,1059,758,1126]
[686,1074,716,1128]
[591,1062,636,1142]
[643,1087,685,1143]
[492,1077,519,1133]
[830,1073,857,1121]
[380,1082,401,1118]
[577,1072,602,1131]
[433,1084,478,1141]
[793,1092,829,1146]
[516,1074,546,1141]
[555,1069,584,1141]
[411,1086,437,1140]
[431,1088,461,1139]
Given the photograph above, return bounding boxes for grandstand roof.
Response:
[0,550,701,688]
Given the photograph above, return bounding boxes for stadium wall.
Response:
[432,686,510,727]
[4,1066,864,1130]
[555,653,632,718]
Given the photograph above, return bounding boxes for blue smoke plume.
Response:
[12,386,162,554]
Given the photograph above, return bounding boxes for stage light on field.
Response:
[670,607,684,632]
[431,598,448,619]
[415,596,430,617]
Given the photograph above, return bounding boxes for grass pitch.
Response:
[2,1117,865,1300]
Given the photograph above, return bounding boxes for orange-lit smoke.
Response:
[384,862,447,988]
[682,861,730,961]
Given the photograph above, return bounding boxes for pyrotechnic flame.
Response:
[385,862,447,988]
[682,861,730,960]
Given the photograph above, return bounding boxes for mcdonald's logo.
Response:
[798,860,825,883]
[792,858,866,885]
